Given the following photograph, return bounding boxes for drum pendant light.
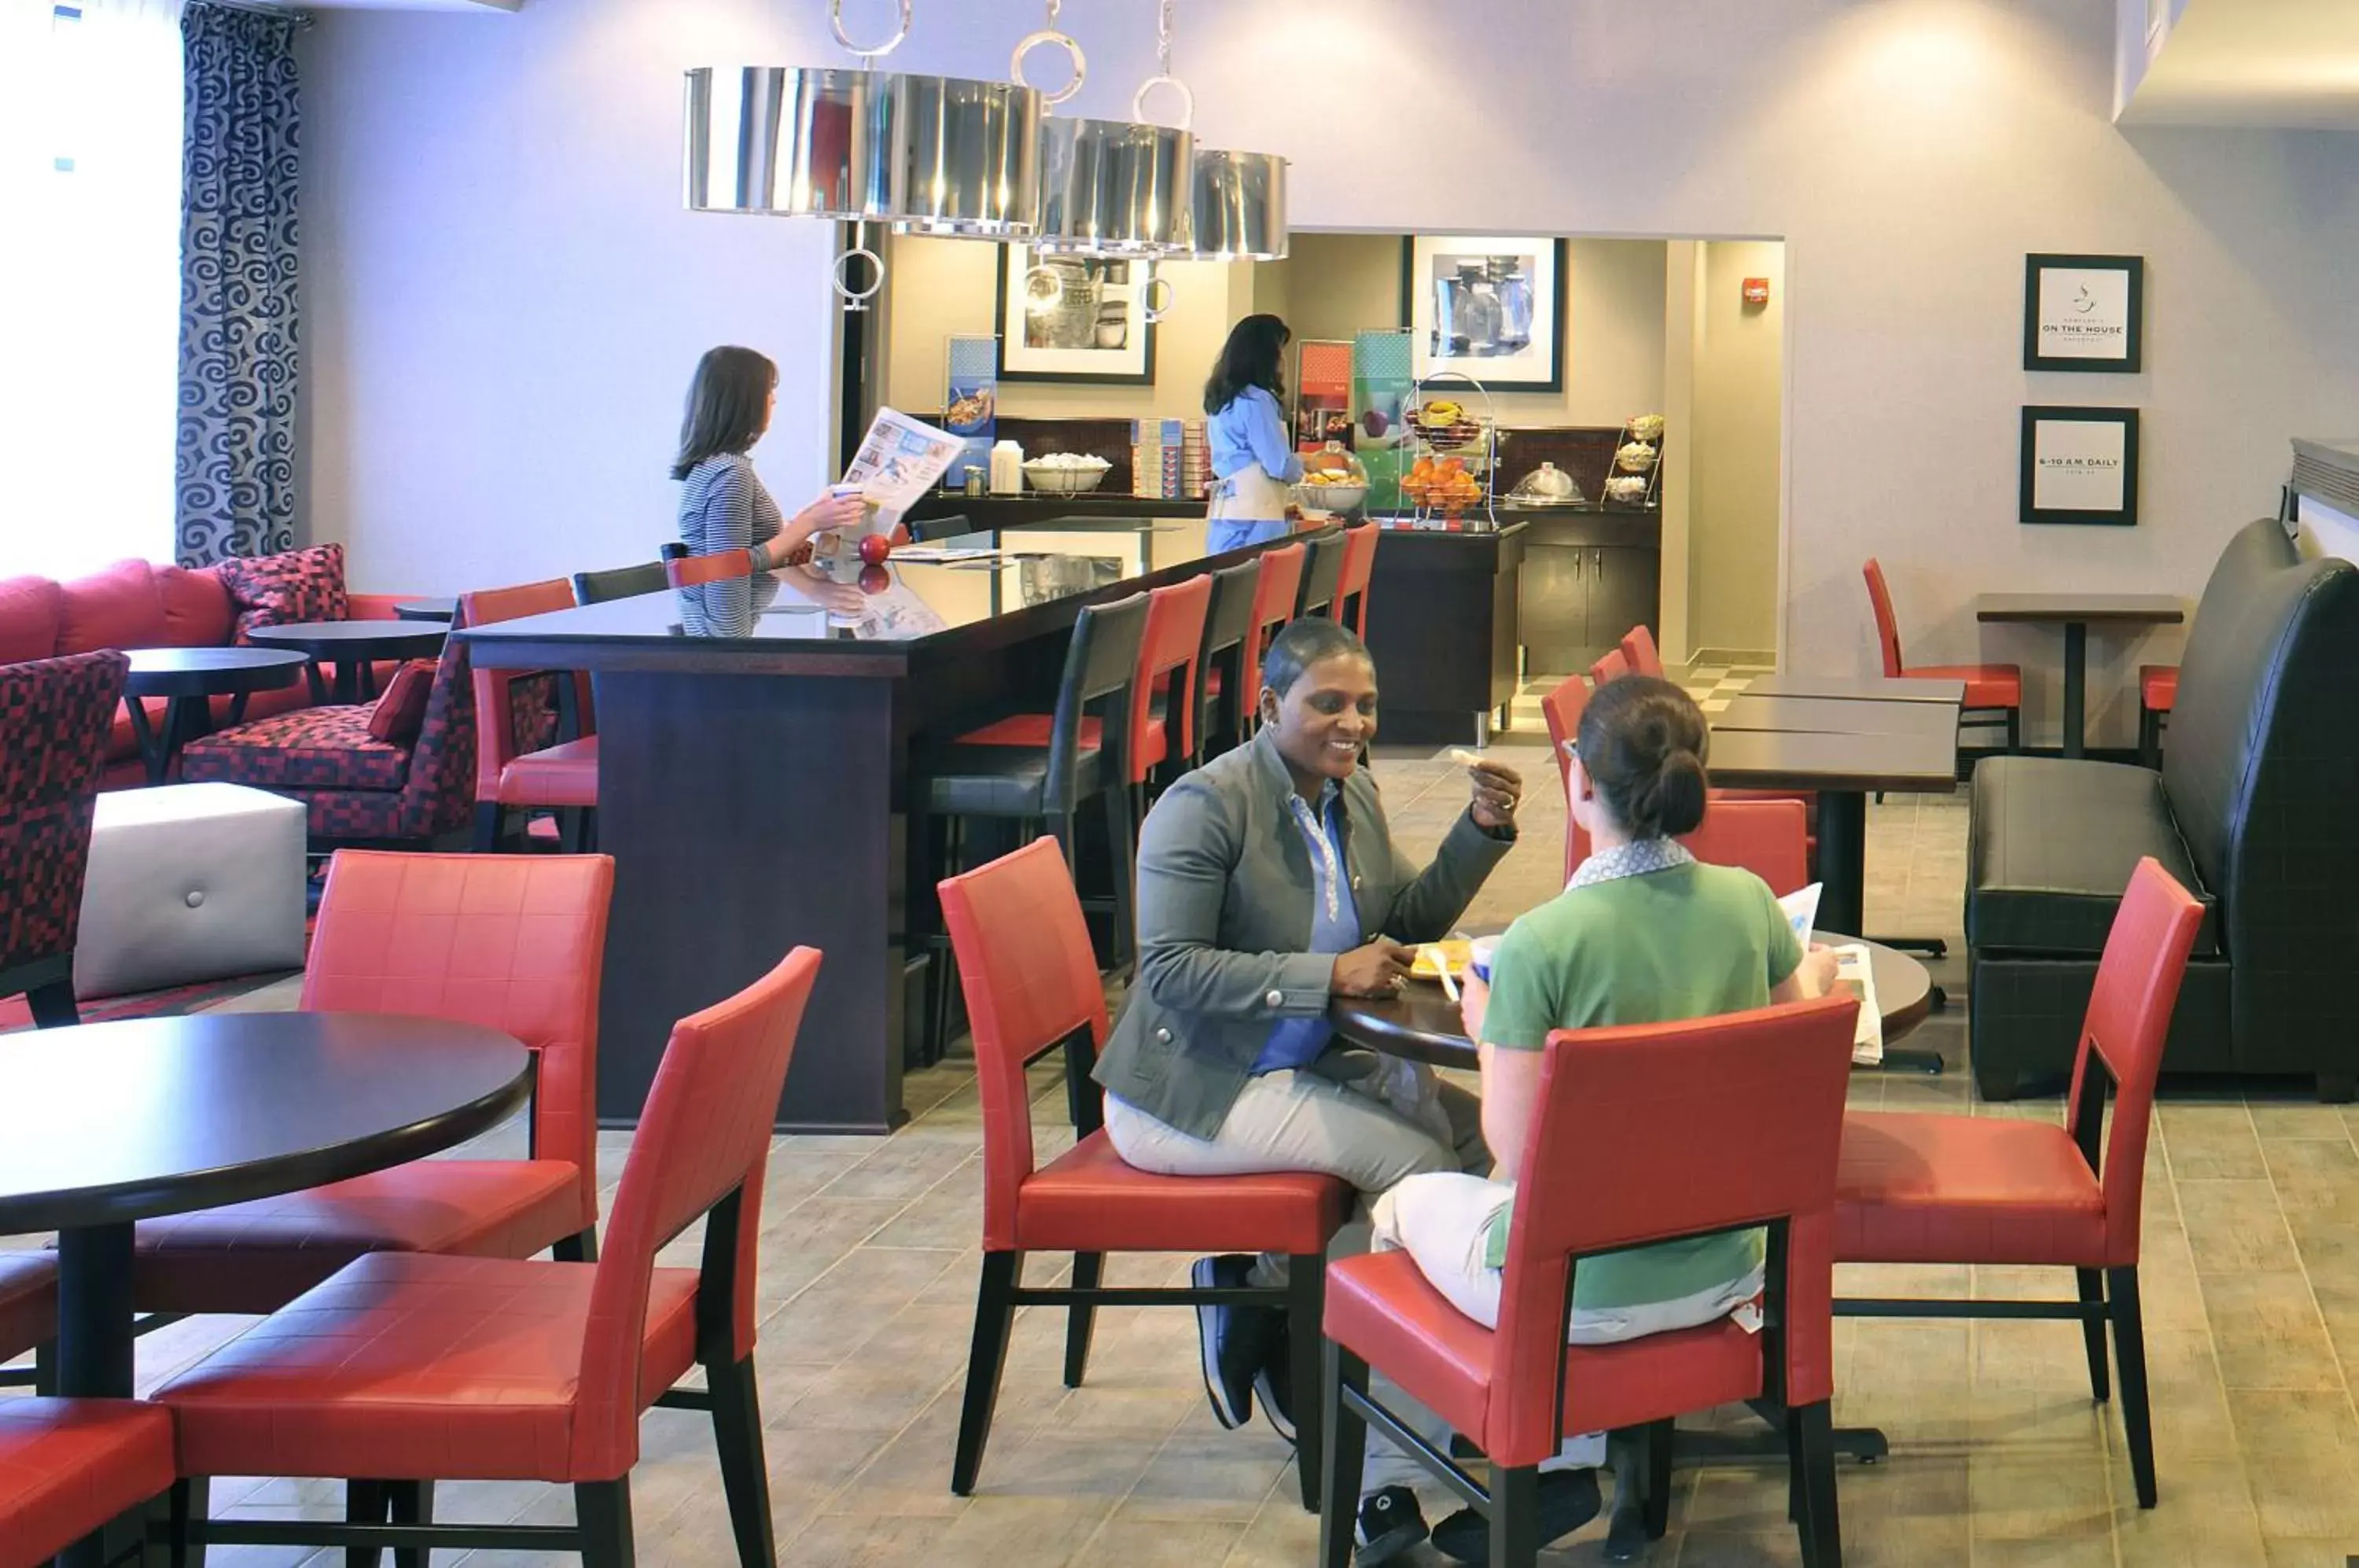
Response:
[886,71,1043,239]
[1189,146,1289,261]
[1006,2,1191,260]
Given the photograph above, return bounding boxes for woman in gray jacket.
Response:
[1091,617,1521,1482]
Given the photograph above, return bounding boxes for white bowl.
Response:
[1022,464,1109,496]
[1292,481,1367,515]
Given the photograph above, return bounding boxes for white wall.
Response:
[301,0,2359,746]
[1688,241,1787,661]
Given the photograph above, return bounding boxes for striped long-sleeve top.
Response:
[676,451,782,624]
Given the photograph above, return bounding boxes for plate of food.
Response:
[1408,940,1474,982]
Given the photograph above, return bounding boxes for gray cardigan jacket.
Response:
[1091,728,1514,1139]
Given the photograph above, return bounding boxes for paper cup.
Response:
[1467,936,1500,984]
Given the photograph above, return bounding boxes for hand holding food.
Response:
[1451,749,1523,828]
[789,488,868,547]
[1332,940,1415,998]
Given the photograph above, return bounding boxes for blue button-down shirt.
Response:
[1251,782,1360,1074]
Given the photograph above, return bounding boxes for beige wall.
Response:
[1687,241,1787,661]
[878,234,1252,421]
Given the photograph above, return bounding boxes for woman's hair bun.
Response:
[1573,675,1712,841]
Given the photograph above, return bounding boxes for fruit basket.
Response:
[1401,370,1500,524]
[1021,454,1112,495]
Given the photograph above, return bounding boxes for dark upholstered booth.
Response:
[1966,517,2359,1100]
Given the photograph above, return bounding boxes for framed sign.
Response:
[2023,254,2144,373]
[995,248,1156,385]
[1399,235,1567,391]
[2020,406,2139,527]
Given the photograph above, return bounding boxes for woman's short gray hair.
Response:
[1260,616,1371,698]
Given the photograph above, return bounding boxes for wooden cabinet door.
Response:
[1588,546,1661,662]
[1518,544,1591,676]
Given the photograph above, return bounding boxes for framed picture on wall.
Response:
[995,248,1157,385]
[2022,254,2144,373]
[1398,235,1568,391]
[2020,406,2139,526]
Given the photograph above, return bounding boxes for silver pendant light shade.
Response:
[686,66,1041,236]
[683,67,892,219]
[888,72,1043,237]
[1032,116,1194,256]
[1189,148,1289,260]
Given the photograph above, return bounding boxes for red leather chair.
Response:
[0,1257,57,1395]
[1241,543,1309,742]
[938,839,1350,1509]
[463,580,598,853]
[1835,857,2203,1509]
[153,945,823,1568]
[0,1398,175,1568]
[661,544,756,587]
[1587,647,1632,687]
[1619,624,1664,678]
[2137,664,2176,767]
[1319,996,1861,1568]
[0,650,129,1029]
[1538,672,1588,886]
[131,850,613,1316]
[1863,558,2021,751]
[1334,521,1379,640]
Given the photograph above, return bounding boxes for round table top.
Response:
[123,646,311,696]
[0,1012,532,1234]
[246,620,449,657]
[1330,937,1934,1069]
[394,598,458,622]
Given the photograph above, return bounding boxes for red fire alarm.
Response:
[1743,277,1772,307]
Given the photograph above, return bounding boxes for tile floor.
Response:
[42,716,2359,1567]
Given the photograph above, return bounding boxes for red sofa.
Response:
[0,559,409,791]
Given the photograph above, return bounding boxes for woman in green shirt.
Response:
[1354,674,1836,1564]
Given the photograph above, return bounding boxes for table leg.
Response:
[303,659,329,705]
[123,698,167,786]
[2062,620,2087,760]
[55,1222,137,1568]
[1813,790,1867,937]
[333,661,362,705]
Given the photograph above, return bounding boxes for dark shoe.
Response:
[1431,1467,1603,1564]
[1253,1320,1296,1445]
[1191,1254,1266,1430]
[1356,1485,1430,1566]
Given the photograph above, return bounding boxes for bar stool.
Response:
[1194,559,1261,765]
[1297,528,1347,618]
[1334,521,1379,639]
[462,579,598,854]
[1221,542,1309,749]
[661,543,755,587]
[571,560,667,605]
[915,592,1150,1056]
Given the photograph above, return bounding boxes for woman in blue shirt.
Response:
[1203,314,1304,552]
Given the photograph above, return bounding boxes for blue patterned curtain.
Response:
[175,3,300,568]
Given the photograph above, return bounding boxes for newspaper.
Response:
[1775,883,1881,1064]
[1776,882,1823,948]
[841,407,964,532]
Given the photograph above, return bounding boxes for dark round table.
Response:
[394,597,458,622]
[121,646,311,785]
[1330,936,1934,1066]
[0,1012,530,1410]
[245,620,448,704]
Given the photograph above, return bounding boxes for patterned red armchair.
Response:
[0,650,131,1027]
[178,635,477,844]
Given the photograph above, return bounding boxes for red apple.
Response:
[1361,408,1389,437]
[858,563,892,594]
[858,532,894,565]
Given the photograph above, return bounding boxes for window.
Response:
[0,0,184,580]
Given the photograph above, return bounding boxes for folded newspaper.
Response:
[1776,883,1883,1066]
[841,408,963,531]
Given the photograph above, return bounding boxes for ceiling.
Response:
[2121,0,2359,128]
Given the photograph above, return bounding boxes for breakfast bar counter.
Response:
[459,517,1269,1133]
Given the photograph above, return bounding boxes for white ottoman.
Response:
[74,782,308,1000]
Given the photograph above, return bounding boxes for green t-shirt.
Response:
[1477,859,1803,1293]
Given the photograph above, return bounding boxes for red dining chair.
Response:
[939,839,1350,1509]
[1835,857,2203,1509]
[1862,558,2020,751]
[1538,672,1588,885]
[661,544,756,588]
[1319,995,1861,1568]
[2137,664,2176,767]
[1619,624,1664,679]
[131,851,613,1316]
[153,945,823,1568]
[463,579,599,854]
[1588,647,1633,687]
[1334,521,1379,640]
[0,1398,175,1568]
[1683,799,1812,896]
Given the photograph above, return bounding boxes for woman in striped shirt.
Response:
[672,346,863,623]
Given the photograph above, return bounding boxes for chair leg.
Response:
[31,1340,53,1397]
[554,1226,599,1264]
[1289,1253,1327,1513]
[1643,1419,1675,1539]
[344,1480,388,1568]
[1787,1401,1842,1568]
[707,1352,778,1568]
[26,978,79,1029]
[2007,709,2021,753]
[169,1478,209,1568]
[2138,709,2159,770]
[558,808,587,854]
[574,1478,635,1568]
[1317,1339,1368,1568]
[1490,1463,1541,1568]
[387,1481,433,1568]
[2075,1268,2111,1403]
[1064,1252,1102,1389]
[952,1251,1021,1496]
[2110,1264,2158,1508]
[1102,784,1137,972]
[471,802,504,852]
